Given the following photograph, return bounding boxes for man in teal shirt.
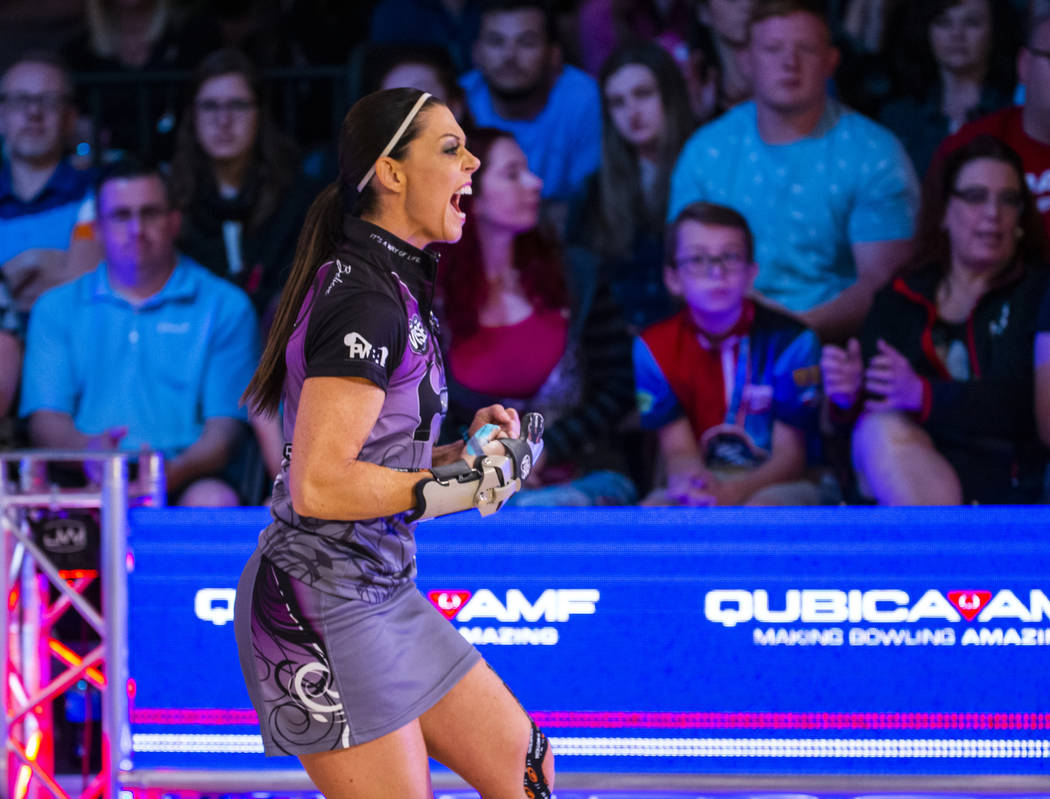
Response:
[668,1,919,342]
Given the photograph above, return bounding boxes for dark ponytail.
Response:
[242,182,342,414]
[241,87,443,416]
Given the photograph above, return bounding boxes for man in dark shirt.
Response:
[0,52,100,312]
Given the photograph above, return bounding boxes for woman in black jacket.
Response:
[171,49,319,319]
[821,135,1050,504]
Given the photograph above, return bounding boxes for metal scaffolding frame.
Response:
[2,451,163,799]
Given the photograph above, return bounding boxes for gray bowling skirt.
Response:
[234,548,482,756]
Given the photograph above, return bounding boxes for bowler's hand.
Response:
[468,404,520,440]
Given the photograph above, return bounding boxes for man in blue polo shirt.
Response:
[20,159,259,505]
[0,52,101,312]
[461,0,601,206]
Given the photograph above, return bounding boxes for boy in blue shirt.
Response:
[634,202,822,505]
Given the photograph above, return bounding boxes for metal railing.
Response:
[1,451,163,799]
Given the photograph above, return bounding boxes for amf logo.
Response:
[427,588,599,646]
[705,588,1050,627]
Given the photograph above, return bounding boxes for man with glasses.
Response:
[19,158,259,506]
[634,201,823,507]
[933,13,1050,236]
[0,52,100,314]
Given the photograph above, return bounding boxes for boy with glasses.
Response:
[634,202,823,506]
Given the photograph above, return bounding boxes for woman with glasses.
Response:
[822,135,1050,505]
[634,201,823,507]
[435,127,637,506]
[171,49,319,320]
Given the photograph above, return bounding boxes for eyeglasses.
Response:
[195,99,257,117]
[673,251,749,278]
[950,186,1025,212]
[101,205,170,226]
[0,92,71,113]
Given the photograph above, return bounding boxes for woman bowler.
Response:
[235,88,553,799]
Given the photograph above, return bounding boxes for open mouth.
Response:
[450,184,472,221]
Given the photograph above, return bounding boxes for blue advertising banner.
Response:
[125,506,1050,775]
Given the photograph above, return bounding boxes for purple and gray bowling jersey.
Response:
[237,218,484,755]
[258,217,448,602]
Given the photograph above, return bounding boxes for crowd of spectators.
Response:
[2,0,1050,507]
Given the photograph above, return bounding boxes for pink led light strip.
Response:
[130,709,1050,730]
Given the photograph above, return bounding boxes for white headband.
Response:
[355,92,432,194]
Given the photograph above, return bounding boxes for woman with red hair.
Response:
[436,127,637,505]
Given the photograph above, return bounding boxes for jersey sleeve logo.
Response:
[325,259,352,295]
[408,313,429,354]
[344,331,389,367]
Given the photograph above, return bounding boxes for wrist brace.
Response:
[407,413,544,522]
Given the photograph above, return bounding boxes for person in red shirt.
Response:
[931,12,1050,236]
